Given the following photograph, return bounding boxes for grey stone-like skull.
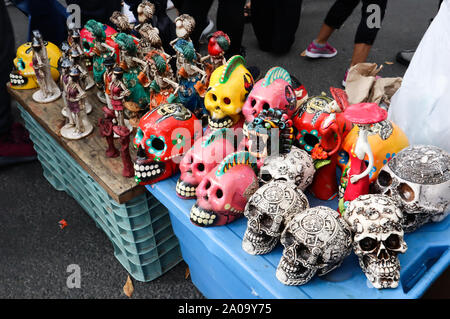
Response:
[276,206,352,286]
[242,181,309,255]
[345,194,408,289]
[374,145,450,232]
[259,146,316,191]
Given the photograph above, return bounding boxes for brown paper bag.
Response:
[345,63,402,108]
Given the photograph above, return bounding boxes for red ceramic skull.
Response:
[191,151,259,227]
[177,128,238,199]
[293,91,353,200]
[243,67,305,124]
[133,103,200,185]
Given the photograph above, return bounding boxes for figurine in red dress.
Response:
[339,103,387,215]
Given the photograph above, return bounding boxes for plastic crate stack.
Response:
[17,103,182,282]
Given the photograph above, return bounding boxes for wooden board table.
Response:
[8,85,183,282]
[7,86,143,204]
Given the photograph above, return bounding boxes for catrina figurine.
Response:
[31,33,61,103]
[60,67,93,140]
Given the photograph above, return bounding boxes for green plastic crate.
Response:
[17,103,182,282]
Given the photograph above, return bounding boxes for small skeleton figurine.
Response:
[196,31,230,96]
[110,11,134,34]
[60,41,71,60]
[170,14,206,81]
[60,67,93,140]
[69,47,95,91]
[59,57,74,123]
[135,1,155,29]
[173,14,196,41]
[138,50,179,109]
[138,23,167,57]
[109,67,131,127]
[67,24,84,56]
[31,34,61,103]
[102,56,116,110]
[201,31,230,72]
[84,20,116,102]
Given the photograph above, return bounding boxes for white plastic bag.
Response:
[389,0,450,152]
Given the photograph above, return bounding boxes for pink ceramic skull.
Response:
[243,67,304,124]
[190,151,259,227]
[177,129,237,199]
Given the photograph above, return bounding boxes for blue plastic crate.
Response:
[146,175,450,299]
[17,103,183,282]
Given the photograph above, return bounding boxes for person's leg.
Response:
[350,0,387,66]
[306,0,359,58]
[318,0,361,44]
[217,0,247,57]
[0,0,15,136]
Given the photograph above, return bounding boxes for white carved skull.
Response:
[345,194,408,289]
[374,145,450,233]
[276,206,352,286]
[242,181,309,255]
[259,146,316,191]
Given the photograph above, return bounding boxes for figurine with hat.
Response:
[60,67,93,140]
[338,103,388,214]
[31,32,61,103]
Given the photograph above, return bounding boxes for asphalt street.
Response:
[1,0,448,298]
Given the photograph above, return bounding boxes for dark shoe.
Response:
[0,123,37,167]
[396,49,415,66]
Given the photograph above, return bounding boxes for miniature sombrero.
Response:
[344,103,387,124]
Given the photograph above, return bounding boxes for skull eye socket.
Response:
[283,230,295,247]
[297,244,311,260]
[205,180,211,189]
[303,134,320,148]
[151,137,165,151]
[223,97,231,105]
[251,98,256,107]
[359,237,378,252]
[378,170,392,187]
[212,94,217,101]
[260,172,272,182]
[384,234,401,250]
[398,183,415,202]
[260,214,273,227]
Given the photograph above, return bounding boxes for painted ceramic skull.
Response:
[259,146,315,191]
[10,41,61,90]
[242,67,299,125]
[243,180,309,255]
[177,129,237,199]
[191,151,259,227]
[374,145,450,232]
[204,55,254,130]
[345,194,408,289]
[133,103,200,185]
[244,108,295,159]
[276,206,352,286]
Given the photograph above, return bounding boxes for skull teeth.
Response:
[176,180,197,198]
[208,117,233,129]
[279,258,303,274]
[10,74,26,85]
[133,162,163,180]
[190,205,216,226]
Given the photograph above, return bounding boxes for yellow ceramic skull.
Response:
[204,55,254,130]
[9,41,61,90]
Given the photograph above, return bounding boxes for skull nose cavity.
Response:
[137,146,147,159]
